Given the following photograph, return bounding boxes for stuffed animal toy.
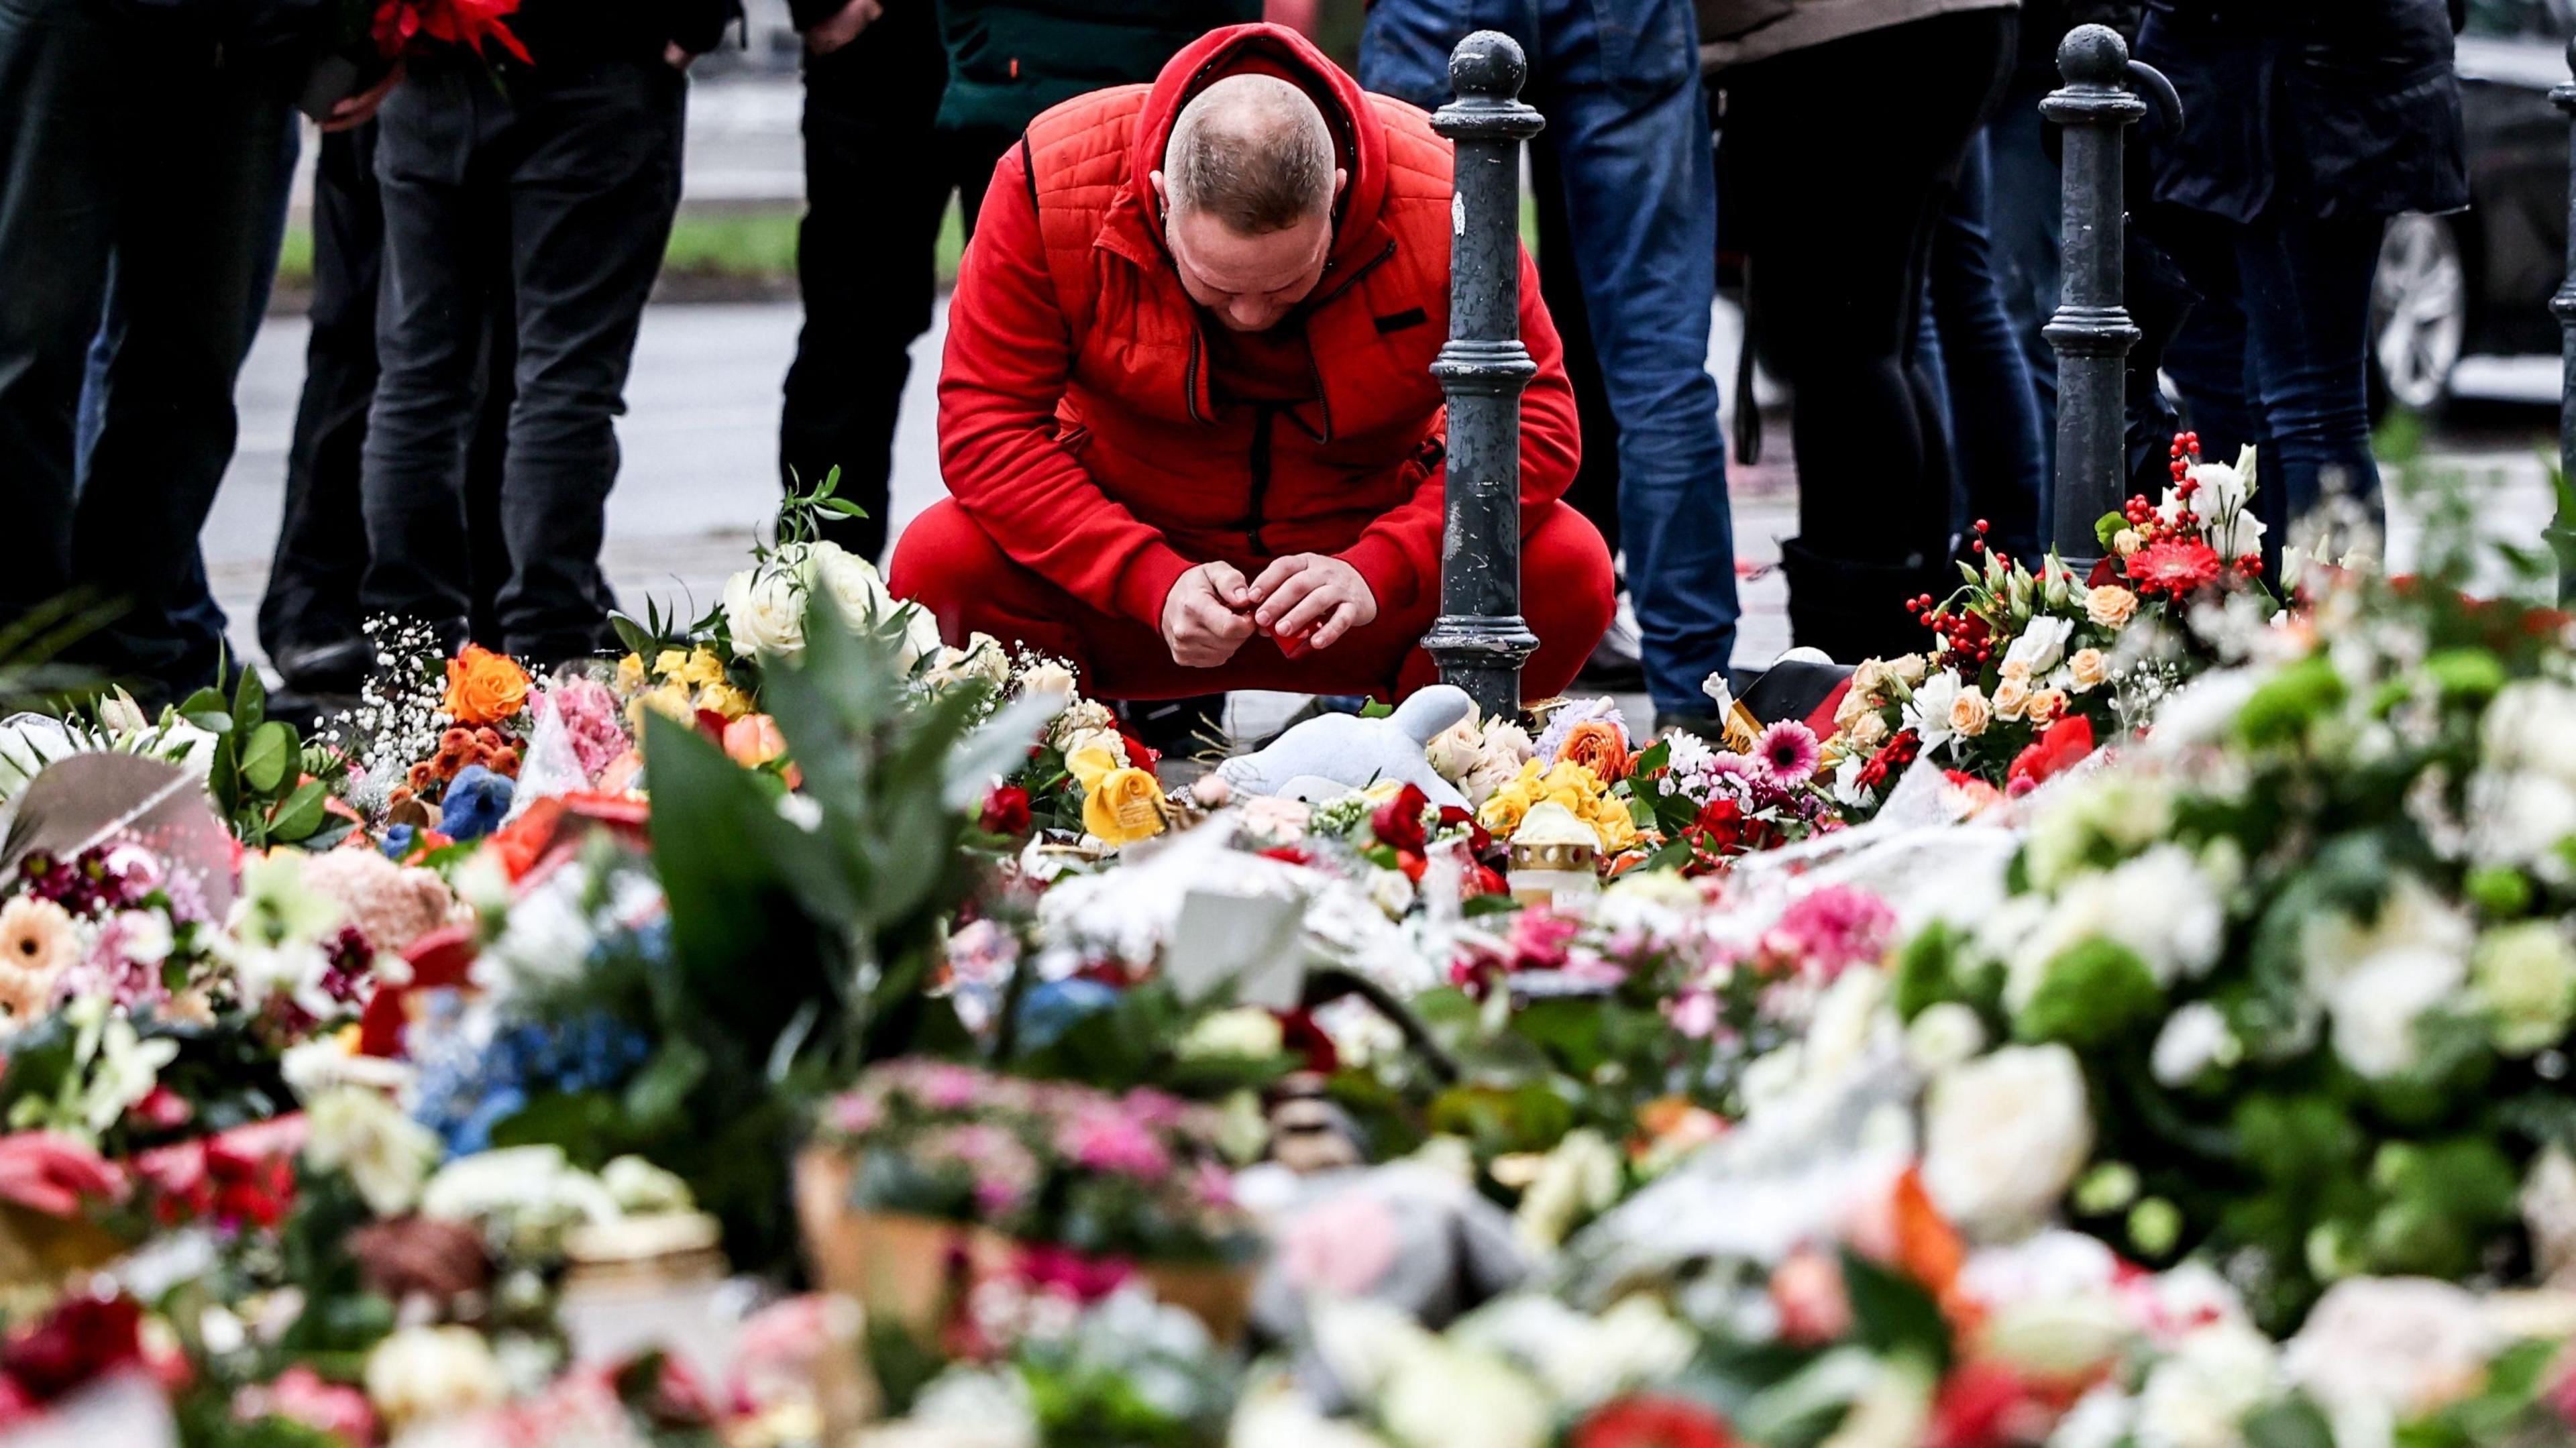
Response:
[1215,685,1472,811]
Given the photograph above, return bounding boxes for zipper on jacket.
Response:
[1246,404,1277,556]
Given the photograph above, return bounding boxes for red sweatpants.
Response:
[890,499,1615,702]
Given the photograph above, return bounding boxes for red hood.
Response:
[1126,22,1391,273]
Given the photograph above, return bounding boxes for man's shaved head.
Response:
[1162,74,1336,235]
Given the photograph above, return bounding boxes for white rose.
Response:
[721,563,808,661]
[600,1155,694,1215]
[1178,1007,1285,1061]
[1904,1002,1986,1074]
[1229,1380,1390,1448]
[366,1325,504,1430]
[1923,1045,2094,1241]
[2134,1321,2278,1448]
[303,1087,441,1218]
[2150,1002,2240,1087]
[1425,720,1483,783]
[1904,671,1963,753]
[2002,615,2076,677]
[2301,875,2474,1078]
[807,541,942,668]
[2284,1278,2498,1445]
[1056,726,1127,768]
[1019,660,1078,701]
[0,714,80,799]
[1379,1343,1552,1448]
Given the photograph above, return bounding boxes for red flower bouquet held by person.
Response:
[371,0,532,63]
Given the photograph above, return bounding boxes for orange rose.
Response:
[723,714,788,768]
[1558,719,1633,783]
[442,645,529,726]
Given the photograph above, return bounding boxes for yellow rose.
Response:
[1851,658,1890,698]
[1835,683,1878,729]
[1998,658,2033,683]
[2068,648,2108,691]
[1066,744,1123,795]
[1478,761,1545,836]
[614,653,646,693]
[1083,767,1167,846]
[696,680,753,720]
[2113,528,2142,556]
[1888,655,1929,686]
[1844,712,1890,750]
[1949,685,1992,738]
[627,679,694,732]
[1591,801,1640,854]
[2086,586,2139,629]
[2028,688,2068,724]
[653,648,690,679]
[1992,677,2031,722]
[680,648,728,688]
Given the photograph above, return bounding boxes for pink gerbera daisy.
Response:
[1752,720,1821,787]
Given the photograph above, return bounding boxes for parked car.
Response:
[2369,0,2571,414]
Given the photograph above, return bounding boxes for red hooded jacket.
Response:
[934,23,1580,629]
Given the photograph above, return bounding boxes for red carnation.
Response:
[2006,714,2096,793]
[1116,728,1162,775]
[2125,539,2222,598]
[1,1293,142,1402]
[1572,1394,1737,1448]
[979,783,1032,837]
[1371,783,1429,854]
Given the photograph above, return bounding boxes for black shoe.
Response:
[1116,693,1228,759]
[1778,538,1953,665]
[272,636,376,695]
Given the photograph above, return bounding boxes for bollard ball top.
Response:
[2058,23,2129,86]
[1448,30,1528,99]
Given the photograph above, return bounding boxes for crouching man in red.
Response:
[890,22,1613,705]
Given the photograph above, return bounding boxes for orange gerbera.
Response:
[443,645,529,726]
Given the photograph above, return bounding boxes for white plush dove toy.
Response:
[1215,685,1473,812]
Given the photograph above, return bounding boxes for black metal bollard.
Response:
[2043,25,2151,571]
[2551,40,2576,602]
[1424,32,1545,719]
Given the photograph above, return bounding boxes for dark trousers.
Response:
[782,9,1013,564]
[1363,0,1740,711]
[1723,12,2013,573]
[364,55,685,662]
[0,0,299,703]
[1919,132,2051,563]
[264,124,513,668]
[2157,207,2389,551]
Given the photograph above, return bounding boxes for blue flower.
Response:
[441,765,515,841]
[1014,977,1120,1052]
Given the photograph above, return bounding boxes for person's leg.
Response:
[1356,0,1522,108]
[363,67,500,650]
[1728,13,2008,660]
[1984,84,2061,467]
[2234,209,2388,535]
[948,123,1022,244]
[0,0,114,633]
[1389,501,1617,701]
[497,56,686,661]
[1530,134,1621,562]
[1537,0,1738,714]
[264,123,384,682]
[781,21,949,565]
[1925,131,2048,561]
[74,50,296,700]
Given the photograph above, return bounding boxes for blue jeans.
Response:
[2158,207,2389,552]
[1918,131,2049,563]
[1361,0,1737,712]
[77,109,303,691]
[1984,82,2061,477]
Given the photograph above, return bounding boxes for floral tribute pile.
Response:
[9,449,2576,1448]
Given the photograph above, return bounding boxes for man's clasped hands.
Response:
[1159,555,1380,668]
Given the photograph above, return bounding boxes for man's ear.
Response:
[1150,169,1169,208]
[1334,168,1349,200]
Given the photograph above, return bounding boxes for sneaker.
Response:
[1572,598,1645,693]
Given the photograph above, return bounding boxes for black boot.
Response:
[1778,539,1953,666]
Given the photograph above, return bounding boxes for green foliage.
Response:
[181,666,352,849]
[2016,940,2163,1049]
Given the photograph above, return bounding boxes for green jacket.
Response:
[934,0,1263,135]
